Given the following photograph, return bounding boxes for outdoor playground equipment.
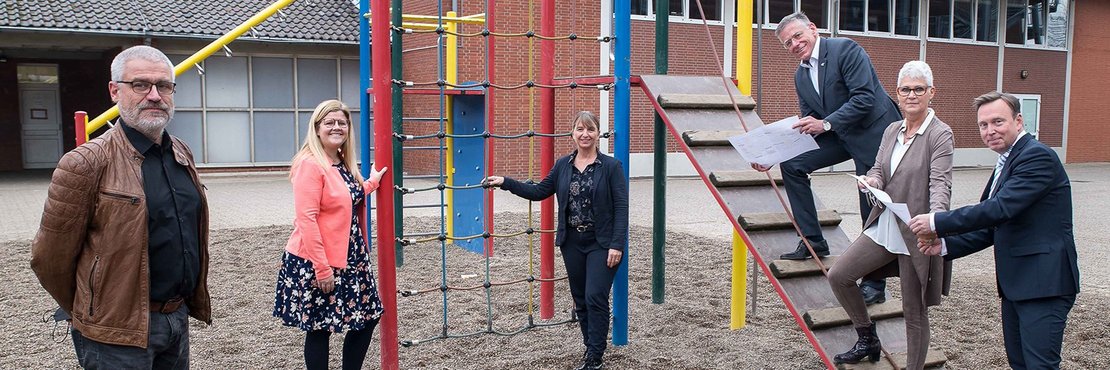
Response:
[69,0,949,368]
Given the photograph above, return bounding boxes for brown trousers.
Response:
[827,235,930,370]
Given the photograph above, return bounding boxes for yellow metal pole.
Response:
[735,0,754,95]
[730,229,748,329]
[86,0,297,134]
[729,0,755,331]
[445,11,458,239]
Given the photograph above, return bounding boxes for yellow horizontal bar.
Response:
[86,0,296,134]
[366,11,486,25]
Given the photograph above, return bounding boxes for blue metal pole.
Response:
[612,0,631,346]
[358,0,371,176]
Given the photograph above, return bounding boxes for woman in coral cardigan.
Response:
[273,100,387,370]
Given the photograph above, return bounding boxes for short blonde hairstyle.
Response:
[292,99,363,183]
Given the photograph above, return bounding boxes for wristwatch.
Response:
[822,120,832,131]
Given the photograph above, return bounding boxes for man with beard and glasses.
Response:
[31,45,211,369]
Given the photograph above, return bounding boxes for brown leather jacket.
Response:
[30,125,211,348]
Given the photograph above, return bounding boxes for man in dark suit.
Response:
[910,91,1080,369]
[756,12,901,303]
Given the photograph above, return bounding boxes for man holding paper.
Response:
[758,11,902,304]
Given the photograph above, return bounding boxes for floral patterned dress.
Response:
[273,164,383,332]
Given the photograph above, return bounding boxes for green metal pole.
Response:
[392,0,405,267]
[651,0,669,304]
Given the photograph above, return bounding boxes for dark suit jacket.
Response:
[795,37,901,156]
[500,152,629,251]
[937,134,1080,302]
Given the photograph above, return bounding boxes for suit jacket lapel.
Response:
[797,67,823,113]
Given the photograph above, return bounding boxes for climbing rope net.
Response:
[387,1,615,347]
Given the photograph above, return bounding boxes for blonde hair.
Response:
[292,99,363,183]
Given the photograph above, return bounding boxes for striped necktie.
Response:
[989,152,1009,198]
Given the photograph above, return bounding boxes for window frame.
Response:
[1003,0,1068,50]
[630,0,728,25]
[1011,93,1041,138]
[925,0,1009,46]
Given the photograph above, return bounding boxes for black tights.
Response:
[304,319,378,370]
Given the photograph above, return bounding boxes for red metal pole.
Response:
[539,0,556,320]
[484,0,497,258]
[372,0,399,368]
[74,111,87,146]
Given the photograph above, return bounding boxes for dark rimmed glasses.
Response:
[116,80,176,95]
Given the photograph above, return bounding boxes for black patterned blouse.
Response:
[568,151,602,229]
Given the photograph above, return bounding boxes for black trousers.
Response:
[780,130,884,291]
[561,229,618,357]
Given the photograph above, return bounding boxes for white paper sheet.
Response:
[728,116,820,167]
[848,174,912,224]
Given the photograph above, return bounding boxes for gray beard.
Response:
[119,105,174,141]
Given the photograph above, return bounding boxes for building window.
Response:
[1006,0,1068,47]
[1012,94,1040,137]
[630,0,723,22]
[839,0,919,35]
[977,0,999,42]
[761,0,829,30]
[928,0,1000,42]
[169,55,360,166]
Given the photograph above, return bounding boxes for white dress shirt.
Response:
[800,38,822,96]
[864,110,936,255]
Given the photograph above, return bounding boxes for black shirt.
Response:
[121,123,202,302]
[567,150,601,228]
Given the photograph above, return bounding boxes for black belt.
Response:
[572,224,593,232]
[150,296,184,314]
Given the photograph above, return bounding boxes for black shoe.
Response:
[573,355,604,370]
[779,239,830,260]
[833,323,882,364]
[860,284,887,305]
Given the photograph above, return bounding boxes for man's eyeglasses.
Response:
[320,119,350,128]
[896,86,930,97]
[116,80,176,95]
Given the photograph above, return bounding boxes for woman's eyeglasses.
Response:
[896,86,930,97]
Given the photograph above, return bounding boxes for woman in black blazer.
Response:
[486,111,629,370]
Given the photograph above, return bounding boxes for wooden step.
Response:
[738,209,841,231]
[769,256,839,279]
[681,130,744,146]
[658,93,757,110]
[709,171,783,187]
[804,300,903,330]
[837,347,947,370]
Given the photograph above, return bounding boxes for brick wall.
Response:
[925,42,998,148]
[1002,48,1067,147]
[1065,0,1110,163]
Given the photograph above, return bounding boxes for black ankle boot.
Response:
[833,323,881,364]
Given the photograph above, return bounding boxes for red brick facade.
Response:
[1066,1,1110,163]
[925,43,999,148]
[394,1,1084,177]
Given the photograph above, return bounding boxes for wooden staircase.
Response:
[639,75,947,370]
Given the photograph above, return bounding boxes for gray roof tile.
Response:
[0,0,361,42]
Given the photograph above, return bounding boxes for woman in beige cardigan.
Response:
[827,61,954,370]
